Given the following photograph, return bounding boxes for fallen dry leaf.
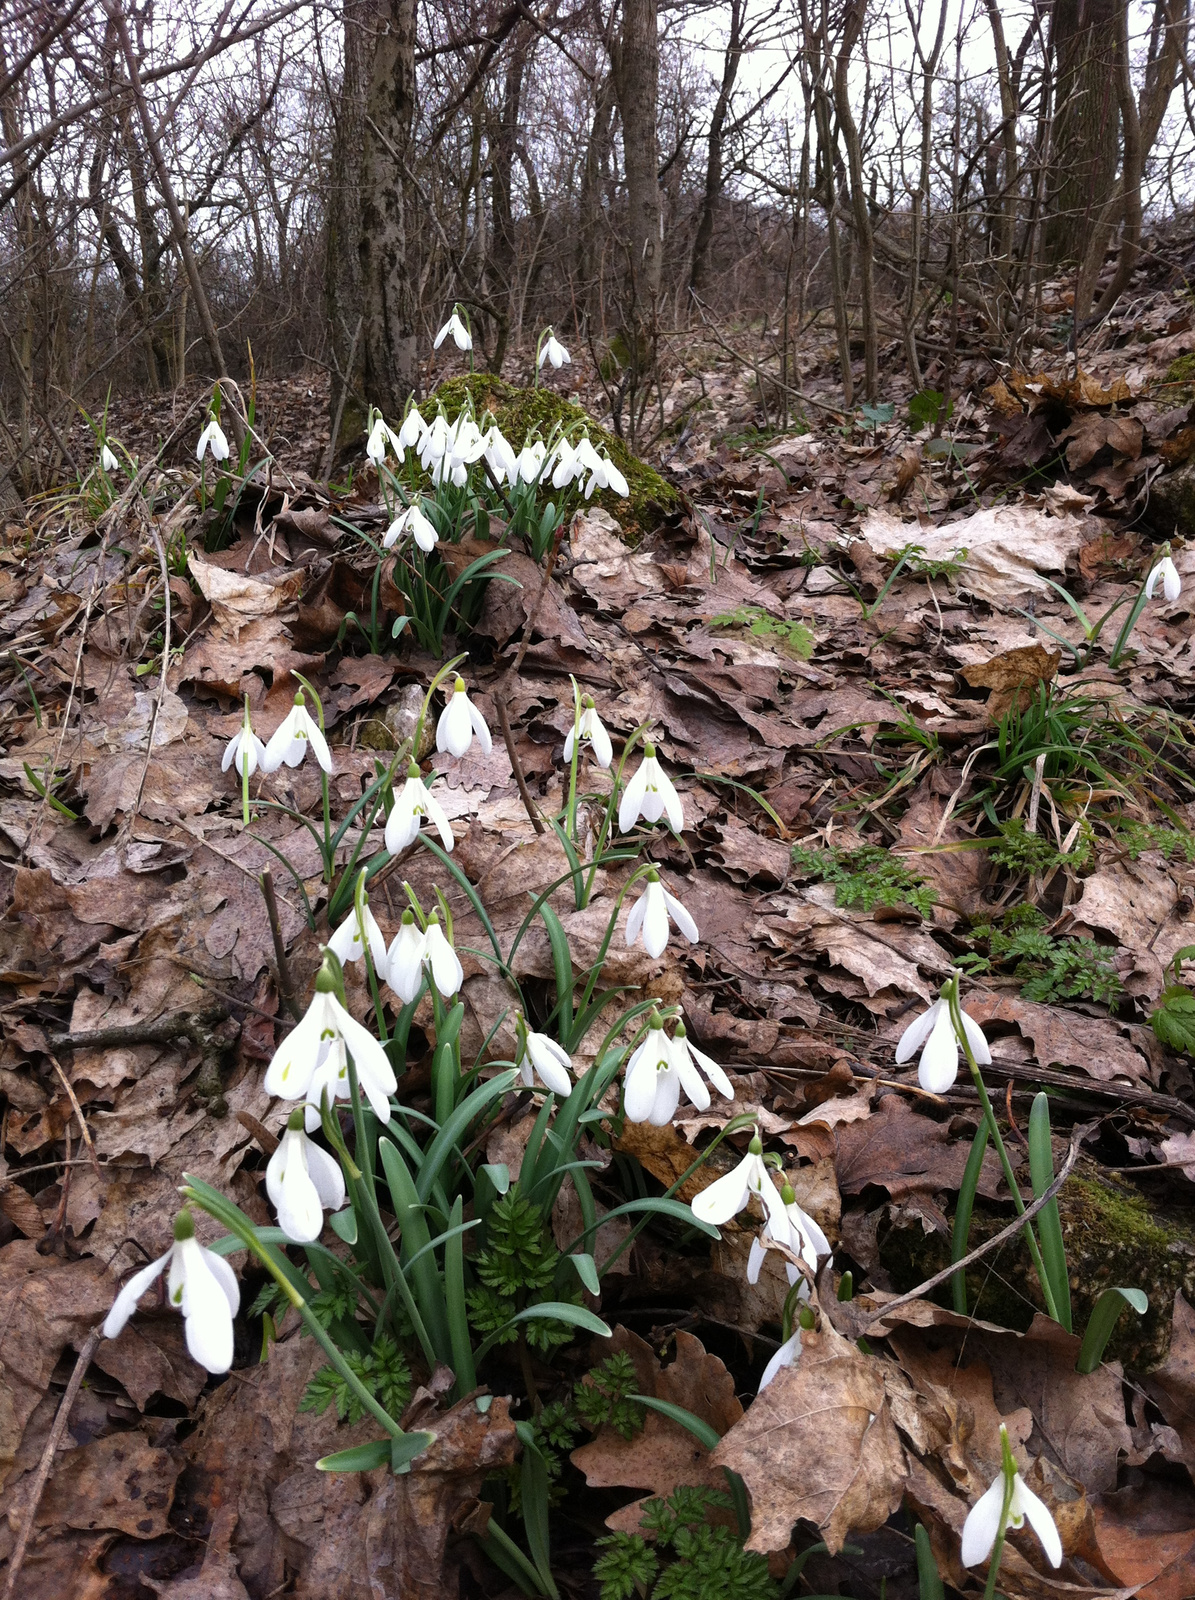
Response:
[713,1315,906,1554]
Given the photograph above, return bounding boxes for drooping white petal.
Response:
[960,1475,1007,1568]
[918,1002,960,1093]
[746,1234,767,1285]
[618,763,649,833]
[759,1330,801,1391]
[960,1008,992,1067]
[670,1041,710,1111]
[103,1251,171,1340]
[264,994,332,1101]
[525,1032,573,1097]
[1011,1476,1063,1568]
[894,998,941,1064]
[175,1236,235,1372]
[684,1041,734,1100]
[327,994,397,1118]
[101,443,119,473]
[641,882,670,959]
[386,921,427,1004]
[303,1038,349,1131]
[437,692,473,758]
[586,710,613,768]
[267,1127,325,1242]
[690,1156,754,1225]
[327,903,388,972]
[304,713,334,773]
[625,888,648,949]
[424,921,463,997]
[648,1062,680,1125]
[662,887,699,944]
[1146,557,1181,602]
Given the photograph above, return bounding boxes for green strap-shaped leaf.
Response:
[1029,1092,1072,1332]
[1076,1287,1148,1374]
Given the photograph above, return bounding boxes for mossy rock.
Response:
[1165,353,1195,386]
[879,1159,1195,1371]
[431,374,679,541]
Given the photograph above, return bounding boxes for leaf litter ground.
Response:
[8,297,1195,1596]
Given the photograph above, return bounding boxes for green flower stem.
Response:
[981,1471,1016,1600]
[946,981,1061,1324]
[241,749,251,827]
[565,677,582,846]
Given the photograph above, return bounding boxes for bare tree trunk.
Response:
[689,0,743,296]
[360,0,419,418]
[904,0,948,388]
[325,0,369,442]
[803,0,853,407]
[612,0,661,438]
[834,0,877,401]
[488,26,531,373]
[1044,0,1121,267]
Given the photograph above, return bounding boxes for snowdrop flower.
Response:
[103,1209,239,1374]
[197,417,229,463]
[961,1424,1062,1571]
[484,426,519,486]
[690,1130,786,1228]
[328,897,389,974]
[623,1013,679,1125]
[625,869,699,960]
[619,743,683,833]
[759,1328,802,1391]
[436,676,492,759]
[563,694,613,768]
[434,311,472,351]
[262,692,334,774]
[516,1015,574,1097]
[515,440,547,484]
[366,413,400,466]
[386,910,427,1004]
[420,412,452,467]
[220,703,267,779]
[894,984,990,1094]
[669,1023,733,1110]
[584,450,630,499]
[397,405,427,452]
[538,330,571,369]
[101,441,119,474]
[747,1181,830,1287]
[551,438,581,490]
[385,763,454,854]
[267,1110,347,1242]
[1146,555,1181,603]
[383,503,438,553]
[303,1036,351,1132]
[423,915,463,998]
[265,979,396,1123]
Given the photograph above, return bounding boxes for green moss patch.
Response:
[879,1161,1195,1370]
[431,374,679,541]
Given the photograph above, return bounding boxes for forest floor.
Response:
[8,260,1195,1599]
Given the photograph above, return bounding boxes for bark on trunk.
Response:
[360,0,419,418]
[689,0,743,296]
[613,0,662,317]
[325,0,370,442]
[1044,0,1121,266]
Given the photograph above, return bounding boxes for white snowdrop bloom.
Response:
[197,418,230,463]
[1146,555,1181,602]
[327,899,389,974]
[264,985,396,1124]
[420,412,452,467]
[961,1425,1062,1571]
[266,1111,347,1242]
[746,1181,831,1287]
[423,915,463,998]
[221,709,267,779]
[895,991,990,1094]
[397,405,427,452]
[435,311,472,351]
[625,870,699,960]
[515,440,547,484]
[550,438,581,490]
[383,503,439,554]
[101,442,119,473]
[385,763,455,855]
[563,695,613,768]
[690,1131,787,1228]
[623,1014,680,1125]
[436,676,492,759]
[386,911,427,1004]
[516,1017,574,1097]
[584,451,630,499]
[538,332,571,369]
[483,426,519,486]
[366,414,402,466]
[759,1328,802,1391]
[668,1024,733,1110]
[262,694,334,774]
[618,743,683,833]
[103,1209,239,1374]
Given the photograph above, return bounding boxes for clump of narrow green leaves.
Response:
[790,841,936,918]
[466,1193,584,1353]
[594,1485,777,1600]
